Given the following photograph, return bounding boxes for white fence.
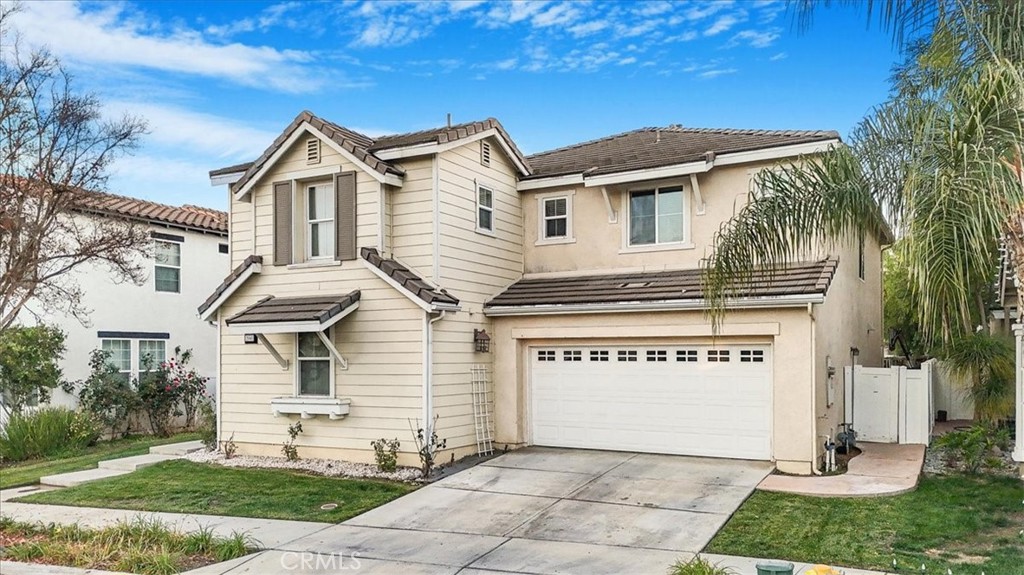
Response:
[844,360,934,444]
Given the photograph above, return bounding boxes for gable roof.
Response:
[369,118,531,172]
[524,126,840,180]
[228,111,405,196]
[360,247,460,309]
[485,259,838,313]
[198,254,263,318]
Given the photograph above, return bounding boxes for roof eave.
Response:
[224,301,360,334]
[198,260,262,321]
[374,127,531,177]
[483,293,826,316]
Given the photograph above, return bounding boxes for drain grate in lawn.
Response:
[14,459,415,523]
[706,474,1024,575]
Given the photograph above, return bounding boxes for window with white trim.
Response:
[306,183,335,259]
[542,196,569,239]
[138,340,166,371]
[297,332,332,396]
[154,241,181,293]
[102,339,132,383]
[629,185,685,246]
[477,184,494,233]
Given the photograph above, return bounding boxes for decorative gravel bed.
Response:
[923,439,1018,476]
[186,449,422,482]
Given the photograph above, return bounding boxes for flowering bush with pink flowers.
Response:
[136,347,210,437]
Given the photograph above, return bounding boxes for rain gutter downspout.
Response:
[423,310,447,436]
[808,302,823,476]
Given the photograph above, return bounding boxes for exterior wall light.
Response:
[474,329,491,353]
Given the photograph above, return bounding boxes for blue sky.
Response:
[6,0,900,210]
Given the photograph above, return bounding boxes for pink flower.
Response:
[165,385,171,391]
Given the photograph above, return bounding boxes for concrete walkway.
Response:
[38,440,205,488]
[758,442,926,497]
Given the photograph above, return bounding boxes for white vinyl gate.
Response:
[844,362,933,444]
[530,344,772,460]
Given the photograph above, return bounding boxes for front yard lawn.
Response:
[15,460,414,523]
[707,474,1024,575]
[0,432,200,490]
[0,515,255,575]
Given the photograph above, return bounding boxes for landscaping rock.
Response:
[185,449,422,482]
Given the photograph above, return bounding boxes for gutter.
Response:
[483,294,826,317]
[423,311,447,440]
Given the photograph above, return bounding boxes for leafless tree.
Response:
[0,4,150,331]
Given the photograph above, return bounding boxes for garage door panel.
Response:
[530,344,772,460]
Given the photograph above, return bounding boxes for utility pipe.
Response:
[423,310,447,444]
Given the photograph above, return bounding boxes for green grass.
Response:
[707,474,1024,575]
[0,515,256,575]
[16,459,415,523]
[0,432,200,489]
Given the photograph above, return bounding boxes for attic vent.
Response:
[481,141,492,166]
[618,282,650,289]
[306,138,321,165]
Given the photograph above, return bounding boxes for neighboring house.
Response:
[28,190,229,409]
[204,111,885,475]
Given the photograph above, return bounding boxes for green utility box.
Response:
[755,561,795,575]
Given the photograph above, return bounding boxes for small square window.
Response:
[708,349,730,363]
[542,197,569,239]
[477,185,494,233]
[617,350,638,362]
[590,350,609,362]
[646,350,667,362]
[218,243,229,254]
[676,349,698,362]
[563,350,582,362]
[537,350,556,362]
[740,350,765,363]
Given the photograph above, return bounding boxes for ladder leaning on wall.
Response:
[470,365,495,456]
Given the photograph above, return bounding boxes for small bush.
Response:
[0,325,66,415]
[935,423,1011,473]
[282,421,303,461]
[197,398,217,450]
[669,556,736,575]
[371,437,400,472]
[0,406,100,462]
[76,350,139,438]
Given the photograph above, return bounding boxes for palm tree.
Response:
[703,0,1024,350]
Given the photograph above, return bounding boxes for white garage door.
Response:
[531,344,772,460]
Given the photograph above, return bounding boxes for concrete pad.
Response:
[482,447,634,475]
[149,440,206,456]
[213,550,459,574]
[435,464,593,498]
[179,554,262,575]
[39,467,132,487]
[97,453,178,471]
[509,499,726,552]
[606,454,774,487]
[570,475,756,514]
[0,561,132,574]
[345,485,555,537]
[846,454,921,479]
[280,524,506,567]
[858,442,925,461]
[1,485,60,502]
[758,474,917,497]
[469,537,691,575]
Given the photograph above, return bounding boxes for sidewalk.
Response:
[0,489,892,575]
[758,442,925,497]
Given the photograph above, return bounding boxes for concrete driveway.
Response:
[219,448,773,574]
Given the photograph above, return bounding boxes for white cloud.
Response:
[531,3,580,28]
[617,57,637,65]
[727,29,780,48]
[685,2,734,22]
[568,19,609,37]
[705,14,742,36]
[448,0,486,13]
[633,1,674,17]
[494,58,519,70]
[770,52,788,61]
[205,2,304,37]
[10,2,323,93]
[699,68,738,79]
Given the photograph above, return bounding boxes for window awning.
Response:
[224,291,360,334]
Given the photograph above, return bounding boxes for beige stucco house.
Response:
[203,111,884,475]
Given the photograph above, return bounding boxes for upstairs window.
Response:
[477,184,494,233]
[543,197,568,239]
[629,186,685,246]
[297,332,332,396]
[154,241,181,293]
[306,183,335,259]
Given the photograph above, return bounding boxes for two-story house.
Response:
[204,112,884,475]
[37,191,229,409]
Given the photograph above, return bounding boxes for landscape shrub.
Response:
[75,350,139,438]
[197,398,217,450]
[669,555,735,575]
[135,347,209,437]
[934,423,1011,473]
[0,406,100,462]
[0,325,66,415]
[371,438,400,472]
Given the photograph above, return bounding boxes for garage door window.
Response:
[590,350,609,361]
[563,350,582,362]
[617,350,638,362]
[538,350,556,361]
[740,350,765,362]
[676,349,698,362]
[646,350,667,362]
[708,349,730,362]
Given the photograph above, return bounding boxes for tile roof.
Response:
[485,260,838,309]
[524,126,840,179]
[197,255,262,316]
[71,188,227,233]
[209,162,253,177]
[226,291,361,326]
[369,118,531,171]
[228,111,405,194]
[360,247,460,307]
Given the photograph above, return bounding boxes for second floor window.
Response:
[543,197,568,239]
[477,184,494,233]
[154,241,181,293]
[629,186,685,246]
[307,183,335,259]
